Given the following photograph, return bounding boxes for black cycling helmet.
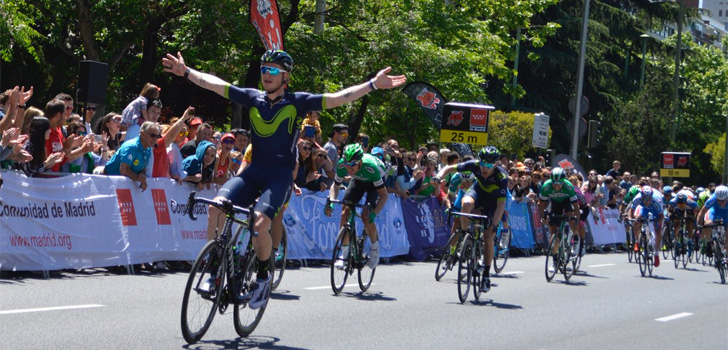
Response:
[477,146,500,163]
[676,193,687,204]
[260,49,293,72]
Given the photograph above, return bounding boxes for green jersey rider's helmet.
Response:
[260,49,293,72]
[342,143,365,163]
[477,146,500,164]
[551,167,567,184]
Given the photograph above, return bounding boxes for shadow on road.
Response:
[469,299,524,310]
[554,280,588,286]
[186,335,310,350]
[573,270,608,279]
[270,290,301,301]
[337,290,398,302]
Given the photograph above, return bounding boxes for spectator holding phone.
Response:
[95,112,124,151]
[62,121,107,173]
[356,133,370,152]
[152,106,194,179]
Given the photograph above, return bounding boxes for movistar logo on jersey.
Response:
[250,105,299,137]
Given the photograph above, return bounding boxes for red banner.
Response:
[250,0,284,50]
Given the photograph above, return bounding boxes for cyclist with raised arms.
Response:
[325,143,388,269]
[537,168,581,261]
[434,146,508,293]
[628,186,665,267]
[162,50,405,309]
[697,185,728,258]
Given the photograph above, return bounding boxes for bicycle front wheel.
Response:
[473,240,483,301]
[714,241,726,284]
[637,234,647,277]
[271,227,288,291]
[435,232,459,281]
[563,236,575,282]
[234,252,268,337]
[626,230,634,263]
[330,227,350,294]
[493,226,510,273]
[545,234,558,282]
[181,240,223,344]
[457,236,473,303]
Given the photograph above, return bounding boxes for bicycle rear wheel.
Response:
[661,226,672,260]
[572,237,583,274]
[330,227,350,295]
[626,229,634,263]
[357,234,376,292]
[435,232,459,281]
[545,234,558,282]
[457,236,473,303]
[271,227,287,291]
[493,226,510,273]
[563,236,575,282]
[181,240,223,344]
[681,231,689,268]
[234,251,268,337]
[637,234,647,277]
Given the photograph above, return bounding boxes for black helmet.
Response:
[477,146,500,163]
[260,49,293,72]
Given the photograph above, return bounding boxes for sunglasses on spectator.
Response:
[77,131,87,136]
[525,162,534,165]
[147,132,162,139]
[301,146,312,151]
[340,133,349,138]
[222,139,235,144]
[479,161,495,169]
[179,131,189,137]
[317,154,328,159]
[111,116,122,122]
[231,158,242,164]
[408,157,416,161]
[87,107,96,111]
[260,66,287,76]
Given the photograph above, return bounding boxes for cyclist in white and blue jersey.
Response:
[628,186,664,267]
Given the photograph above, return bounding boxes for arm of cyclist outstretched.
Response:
[434,164,458,182]
[323,67,406,109]
[163,52,229,97]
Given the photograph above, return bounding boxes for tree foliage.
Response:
[488,110,551,160]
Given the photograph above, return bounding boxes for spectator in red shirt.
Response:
[44,99,92,172]
[151,106,194,179]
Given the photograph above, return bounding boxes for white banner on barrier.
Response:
[0,172,214,271]
[586,207,627,246]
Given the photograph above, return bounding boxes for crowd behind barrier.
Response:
[0,171,627,272]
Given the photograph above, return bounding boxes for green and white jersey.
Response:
[539,179,578,203]
[335,153,386,188]
[622,185,641,205]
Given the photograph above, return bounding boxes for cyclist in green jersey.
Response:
[325,144,388,269]
[538,168,581,256]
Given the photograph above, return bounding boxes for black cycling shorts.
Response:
[343,179,381,208]
[217,163,292,220]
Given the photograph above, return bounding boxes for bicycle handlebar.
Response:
[185,191,254,223]
[327,198,367,209]
[449,210,490,223]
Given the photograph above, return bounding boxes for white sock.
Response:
[370,241,379,251]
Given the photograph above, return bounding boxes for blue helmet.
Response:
[662,186,673,194]
[640,185,653,199]
[696,187,705,194]
[261,49,293,72]
[676,193,687,204]
[371,147,385,160]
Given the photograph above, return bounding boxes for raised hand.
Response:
[371,67,407,90]
[162,52,187,77]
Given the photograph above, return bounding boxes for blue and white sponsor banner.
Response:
[0,171,214,271]
[282,190,409,260]
[508,200,535,249]
[586,207,626,245]
[401,196,450,261]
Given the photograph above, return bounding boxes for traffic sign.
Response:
[660,151,691,178]
[532,113,549,148]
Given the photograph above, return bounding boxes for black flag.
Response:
[402,81,447,128]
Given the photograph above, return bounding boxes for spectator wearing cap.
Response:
[152,107,193,179]
[324,123,348,168]
[232,129,249,153]
[104,121,161,191]
[180,122,212,159]
[214,132,235,185]
[186,117,203,143]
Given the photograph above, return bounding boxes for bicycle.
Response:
[493,221,511,274]
[673,214,690,269]
[706,220,727,284]
[270,227,287,291]
[180,193,268,344]
[435,210,464,281]
[631,217,655,277]
[328,199,376,294]
[622,216,636,263]
[450,210,489,303]
[661,218,675,260]
[544,214,578,282]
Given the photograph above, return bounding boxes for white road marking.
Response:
[655,312,693,322]
[587,263,616,268]
[0,304,104,315]
[305,283,372,290]
[499,271,524,275]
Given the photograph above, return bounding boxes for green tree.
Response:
[487,110,551,159]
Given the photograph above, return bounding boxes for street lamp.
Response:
[670,0,685,144]
[639,34,650,88]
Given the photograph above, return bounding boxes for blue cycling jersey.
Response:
[226,86,325,171]
[455,161,508,202]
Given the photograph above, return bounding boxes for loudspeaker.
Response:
[77,60,109,105]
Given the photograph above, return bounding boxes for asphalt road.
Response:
[1,251,726,350]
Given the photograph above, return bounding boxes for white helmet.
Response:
[715,185,728,201]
